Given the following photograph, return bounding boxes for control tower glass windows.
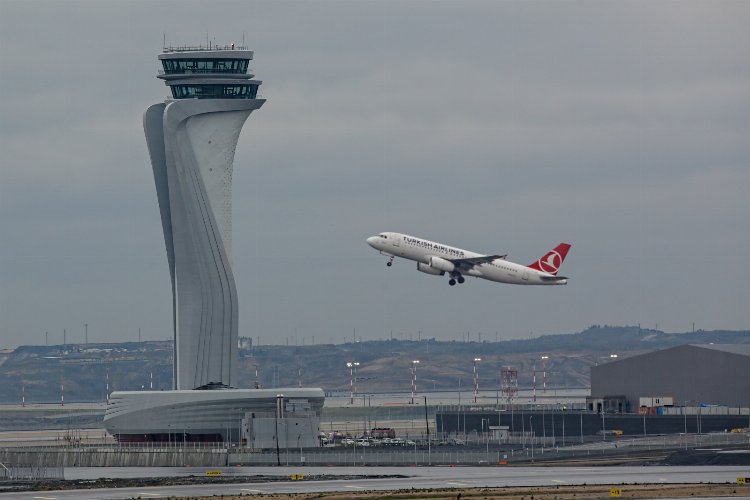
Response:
[170,84,259,99]
[161,59,249,75]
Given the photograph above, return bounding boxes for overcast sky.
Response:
[1,1,748,348]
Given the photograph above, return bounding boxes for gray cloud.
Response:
[1,0,748,347]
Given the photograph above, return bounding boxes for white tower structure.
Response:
[144,44,265,390]
[105,44,325,444]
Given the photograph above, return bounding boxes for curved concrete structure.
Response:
[104,388,324,443]
[144,46,265,389]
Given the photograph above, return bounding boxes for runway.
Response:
[2,465,748,499]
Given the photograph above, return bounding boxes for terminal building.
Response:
[104,44,324,444]
[590,344,750,413]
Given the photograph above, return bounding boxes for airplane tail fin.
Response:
[527,243,571,276]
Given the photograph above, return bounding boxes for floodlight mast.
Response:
[473,358,481,403]
[411,360,420,404]
[347,362,360,404]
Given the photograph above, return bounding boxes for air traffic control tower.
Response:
[104,45,324,443]
[144,44,264,390]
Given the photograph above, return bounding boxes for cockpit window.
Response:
[379,234,387,238]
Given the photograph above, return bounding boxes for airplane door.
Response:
[392,235,400,248]
[522,269,529,281]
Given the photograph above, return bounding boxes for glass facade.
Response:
[170,84,259,99]
[161,59,249,74]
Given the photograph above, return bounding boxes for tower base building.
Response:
[104,388,324,444]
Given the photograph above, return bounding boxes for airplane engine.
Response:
[417,262,444,276]
[429,256,455,273]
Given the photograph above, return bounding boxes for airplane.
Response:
[366,232,571,286]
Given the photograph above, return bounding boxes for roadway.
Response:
[2,465,748,499]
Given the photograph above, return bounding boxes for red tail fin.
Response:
[527,243,571,275]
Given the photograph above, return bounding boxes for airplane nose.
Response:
[366,236,378,248]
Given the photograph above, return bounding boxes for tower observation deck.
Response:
[144,44,265,390]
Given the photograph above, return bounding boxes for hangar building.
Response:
[591,344,750,412]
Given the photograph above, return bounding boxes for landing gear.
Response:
[448,273,465,287]
[386,256,394,267]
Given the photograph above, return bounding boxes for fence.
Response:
[0,462,64,481]
[2,432,745,468]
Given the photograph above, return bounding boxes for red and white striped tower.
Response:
[532,362,537,402]
[541,355,549,393]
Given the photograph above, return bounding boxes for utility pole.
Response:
[84,323,88,344]
[45,332,48,346]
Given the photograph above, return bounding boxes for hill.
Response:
[0,326,747,403]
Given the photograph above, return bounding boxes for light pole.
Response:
[481,418,489,457]
[529,415,534,462]
[347,361,359,405]
[274,394,283,466]
[541,355,549,393]
[411,360,419,404]
[473,357,481,403]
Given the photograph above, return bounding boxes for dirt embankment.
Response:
[165,483,748,499]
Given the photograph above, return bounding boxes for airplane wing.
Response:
[448,254,506,268]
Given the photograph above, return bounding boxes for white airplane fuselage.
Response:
[367,232,569,286]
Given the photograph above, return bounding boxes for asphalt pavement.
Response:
[2,465,749,499]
